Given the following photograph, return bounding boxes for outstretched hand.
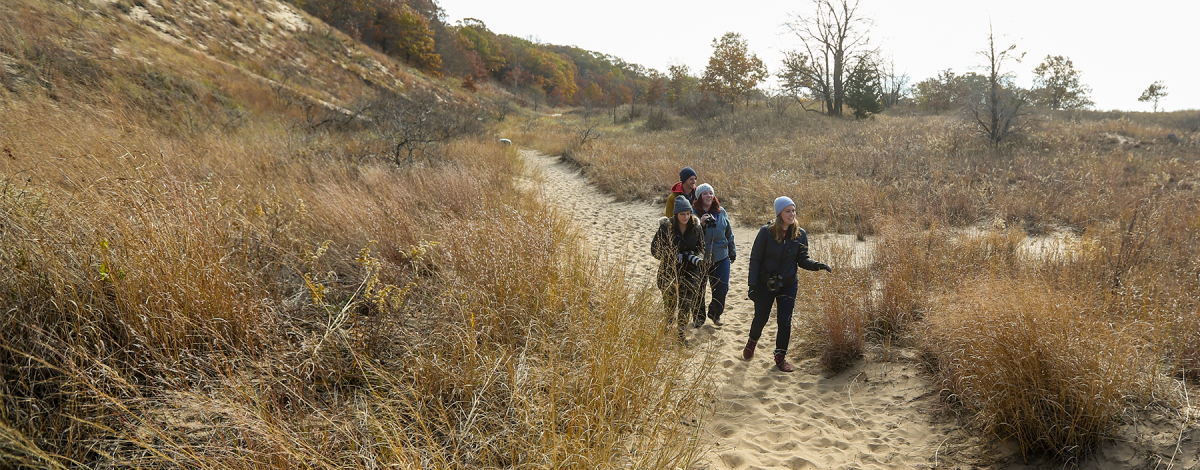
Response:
[817,263,832,273]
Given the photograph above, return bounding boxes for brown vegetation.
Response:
[523,105,1200,460]
[0,0,706,467]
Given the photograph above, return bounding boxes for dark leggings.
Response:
[748,282,798,357]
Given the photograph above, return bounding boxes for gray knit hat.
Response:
[695,183,714,198]
[673,196,693,215]
[774,196,795,215]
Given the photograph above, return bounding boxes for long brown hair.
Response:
[671,213,699,236]
[768,213,799,243]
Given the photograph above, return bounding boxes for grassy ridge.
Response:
[1,0,706,467]
[0,102,705,470]
[523,106,1200,460]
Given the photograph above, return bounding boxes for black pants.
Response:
[748,281,798,357]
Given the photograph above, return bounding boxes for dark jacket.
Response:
[747,224,823,289]
[652,215,705,290]
[695,201,735,263]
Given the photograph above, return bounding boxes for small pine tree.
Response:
[845,60,883,120]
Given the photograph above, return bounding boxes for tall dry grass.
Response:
[535,104,1200,459]
[1,91,704,470]
[798,236,870,372]
[921,279,1160,460]
[533,108,1198,233]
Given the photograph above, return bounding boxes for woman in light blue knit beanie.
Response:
[742,196,831,372]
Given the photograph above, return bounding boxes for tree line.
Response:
[288,0,1173,142]
[286,0,667,111]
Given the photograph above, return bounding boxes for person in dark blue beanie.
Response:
[679,167,697,185]
[663,166,698,217]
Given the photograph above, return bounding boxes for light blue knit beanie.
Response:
[773,196,795,215]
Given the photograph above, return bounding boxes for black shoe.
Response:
[709,315,724,326]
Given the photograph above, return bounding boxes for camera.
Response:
[765,274,785,293]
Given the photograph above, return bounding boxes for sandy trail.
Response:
[523,150,975,469]
[522,150,1199,470]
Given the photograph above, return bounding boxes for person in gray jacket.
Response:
[691,183,735,327]
[742,196,831,372]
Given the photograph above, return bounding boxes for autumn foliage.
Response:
[700,32,767,107]
[288,0,668,109]
[291,0,443,73]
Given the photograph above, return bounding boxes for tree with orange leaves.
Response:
[700,32,768,108]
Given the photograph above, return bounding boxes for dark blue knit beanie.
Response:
[679,166,697,183]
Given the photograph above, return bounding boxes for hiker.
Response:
[692,183,735,327]
[663,166,698,218]
[651,195,706,344]
[743,196,831,372]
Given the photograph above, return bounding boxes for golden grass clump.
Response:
[921,279,1159,460]
[800,236,870,372]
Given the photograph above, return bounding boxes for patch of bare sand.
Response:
[522,150,1200,470]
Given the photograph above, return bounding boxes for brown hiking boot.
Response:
[774,354,794,372]
[742,339,757,360]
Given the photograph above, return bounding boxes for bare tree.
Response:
[764,88,795,118]
[781,0,874,117]
[365,88,485,165]
[875,54,909,108]
[969,24,1028,145]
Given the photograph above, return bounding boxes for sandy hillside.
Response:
[522,150,1199,470]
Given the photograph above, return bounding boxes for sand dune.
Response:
[523,150,1199,470]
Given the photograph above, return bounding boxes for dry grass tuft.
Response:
[813,273,869,373]
[921,279,1159,461]
[796,236,869,372]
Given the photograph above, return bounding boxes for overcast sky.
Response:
[439,0,1197,112]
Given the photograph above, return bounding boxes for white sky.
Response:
[439,0,1198,112]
